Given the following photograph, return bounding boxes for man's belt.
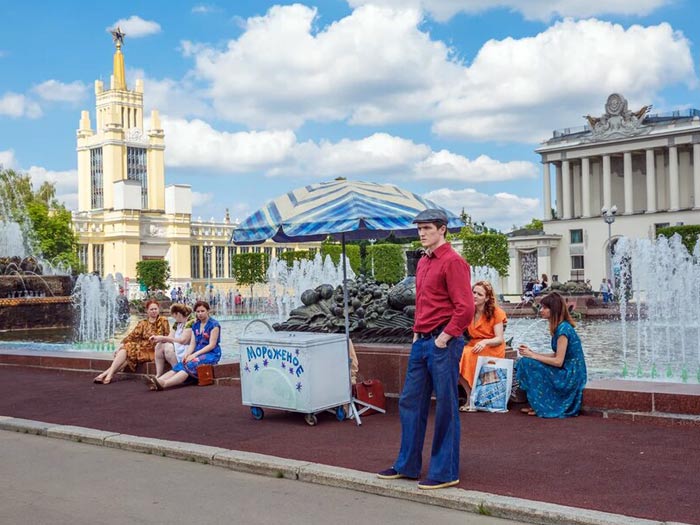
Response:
[416,325,447,339]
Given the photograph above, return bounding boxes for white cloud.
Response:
[32,80,88,103]
[0,92,42,118]
[176,6,694,143]
[128,68,211,119]
[284,133,430,177]
[186,4,460,128]
[415,151,537,181]
[433,18,695,141]
[0,149,17,169]
[192,191,214,208]
[158,116,535,185]
[192,4,220,14]
[0,154,77,209]
[108,16,161,38]
[25,165,78,194]
[347,0,672,22]
[423,187,540,231]
[159,116,296,171]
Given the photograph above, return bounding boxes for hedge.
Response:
[320,244,361,274]
[279,250,312,267]
[656,225,700,254]
[367,244,405,284]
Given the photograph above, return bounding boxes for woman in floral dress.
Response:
[93,299,170,384]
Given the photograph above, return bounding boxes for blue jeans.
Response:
[393,335,463,482]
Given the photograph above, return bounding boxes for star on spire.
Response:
[111,26,126,49]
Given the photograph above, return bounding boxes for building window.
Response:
[216,246,225,278]
[77,244,88,271]
[190,245,200,279]
[570,229,583,244]
[239,247,249,254]
[90,148,103,209]
[228,246,236,277]
[126,147,148,209]
[92,244,104,277]
[203,246,212,279]
[571,255,584,281]
[654,223,670,236]
[264,247,273,258]
[253,246,261,253]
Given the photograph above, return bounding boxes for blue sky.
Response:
[1,0,698,230]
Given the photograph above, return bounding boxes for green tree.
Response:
[232,252,269,295]
[0,168,81,271]
[516,218,544,231]
[136,260,171,291]
[459,231,509,277]
[279,249,312,267]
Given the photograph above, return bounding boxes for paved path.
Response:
[0,431,523,525]
[1,367,699,524]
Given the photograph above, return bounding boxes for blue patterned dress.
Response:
[516,321,587,418]
[172,317,222,378]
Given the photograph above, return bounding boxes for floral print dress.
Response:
[122,316,171,371]
[516,321,587,418]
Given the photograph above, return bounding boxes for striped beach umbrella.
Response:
[232,180,462,244]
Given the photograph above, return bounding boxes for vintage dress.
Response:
[459,306,507,387]
[172,317,222,378]
[516,321,587,418]
[122,316,170,371]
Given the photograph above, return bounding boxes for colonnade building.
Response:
[72,31,308,295]
[506,93,700,293]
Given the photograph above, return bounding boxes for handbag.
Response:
[352,379,386,416]
[197,364,214,386]
[468,357,514,413]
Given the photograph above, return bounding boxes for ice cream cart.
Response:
[239,321,352,426]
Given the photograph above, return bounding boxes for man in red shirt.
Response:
[378,209,474,489]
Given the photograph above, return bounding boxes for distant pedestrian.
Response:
[377,209,474,490]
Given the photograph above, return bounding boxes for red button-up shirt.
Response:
[413,242,474,338]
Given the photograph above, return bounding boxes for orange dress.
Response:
[459,306,507,387]
[121,316,170,371]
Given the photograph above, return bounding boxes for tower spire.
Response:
[110,26,126,90]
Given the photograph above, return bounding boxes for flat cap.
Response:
[412,208,448,225]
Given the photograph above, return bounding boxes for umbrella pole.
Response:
[342,234,362,426]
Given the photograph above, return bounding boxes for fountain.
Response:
[612,234,700,383]
[1,181,119,339]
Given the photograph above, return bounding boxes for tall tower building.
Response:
[74,27,194,289]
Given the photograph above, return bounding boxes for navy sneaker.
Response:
[377,468,413,480]
[417,478,459,490]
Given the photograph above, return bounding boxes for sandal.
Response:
[146,375,163,391]
[93,376,104,384]
[527,410,537,416]
[520,407,533,414]
[459,405,476,412]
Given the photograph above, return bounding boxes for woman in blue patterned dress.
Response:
[516,292,587,418]
[146,301,221,391]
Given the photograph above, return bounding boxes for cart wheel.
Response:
[251,407,264,420]
[304,413,318,426]
[335,406,346,421]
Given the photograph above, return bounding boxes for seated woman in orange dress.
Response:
[93,299,170,384]
[458,280,507,411]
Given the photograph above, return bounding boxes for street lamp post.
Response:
[601,205,617,283]
[368,239,376,278]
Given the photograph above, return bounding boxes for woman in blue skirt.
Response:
[147,300,221,391]
[516,292,587,417]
